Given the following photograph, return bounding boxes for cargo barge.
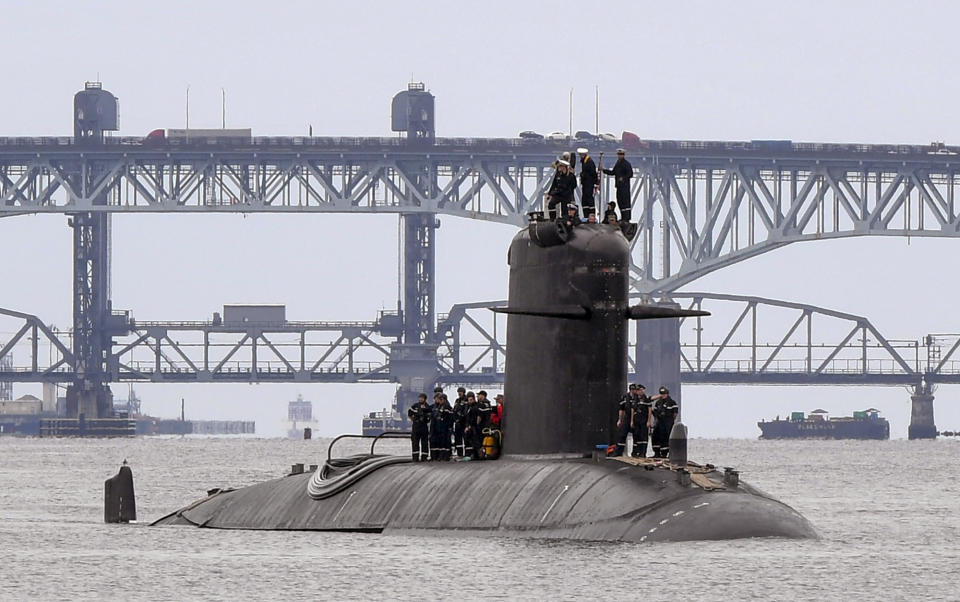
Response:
[758,409,889,440]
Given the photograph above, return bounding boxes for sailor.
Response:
[602,149,633,221]
[650,386,679,458]
[407,393,431,462]
[478,392,491,456]
[546,159,577,220]
[477,390,493,429]
[430,394,455,461]
[630,384,652,458]
[464,391,483,460]
[564,204,583,228]
[615,385,634,456]
[464,391,491,460]
[603,201,619,224]
[452,386,468,457]
[492,393,504,428]
[577,147,598,218]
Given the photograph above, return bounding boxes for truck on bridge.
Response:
[144,128,252,144]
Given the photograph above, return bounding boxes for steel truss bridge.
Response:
[2,84,959,434]
[3,294,959,388]
[4,136,960,297]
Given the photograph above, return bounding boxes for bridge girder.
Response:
[5,141,960,295]
[5,296,960,388]
[632,160,960,292]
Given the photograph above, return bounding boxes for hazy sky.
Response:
[2,1,959,438]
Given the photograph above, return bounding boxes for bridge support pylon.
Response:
[394,212,438,421]
[633,301,682,411]
[908,383,937,440]
[65,212,115,419]
[65,82,124,419]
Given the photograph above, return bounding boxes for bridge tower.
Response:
[391,82,435,142]
[908,382,937,439]
[390,83,439,419]
[388,213,440,419]
[64,83,128,419]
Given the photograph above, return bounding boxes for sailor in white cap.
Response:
[577,147,598,218]
[546,156,577,220]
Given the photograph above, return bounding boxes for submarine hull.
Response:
[153,458,816,542]
[153,221,816,542]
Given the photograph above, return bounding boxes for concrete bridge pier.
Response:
[633,301,682,412]
[908,384,937,440]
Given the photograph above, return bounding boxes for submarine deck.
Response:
[153,456,816,542]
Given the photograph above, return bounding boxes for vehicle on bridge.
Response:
[144,128,253,145]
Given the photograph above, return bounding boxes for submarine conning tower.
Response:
[500,220,631,456]
[498,218,706,457]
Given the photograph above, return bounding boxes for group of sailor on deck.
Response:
[615,384,679,458]
[408,387,503,462]
[407,381,678,462]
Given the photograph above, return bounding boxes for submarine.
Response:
[152,217,816,542]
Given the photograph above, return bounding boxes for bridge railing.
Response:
[685,357,918,375]
[117,360,387,380]
[1,134,956,155]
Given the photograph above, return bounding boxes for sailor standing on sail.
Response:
[546,159,577,220]
[577,147,598,218]
[601,149,633,221]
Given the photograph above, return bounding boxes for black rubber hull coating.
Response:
[152,459,817,542]
[504,223,629,455]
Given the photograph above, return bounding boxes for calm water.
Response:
[1,436,958,601]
